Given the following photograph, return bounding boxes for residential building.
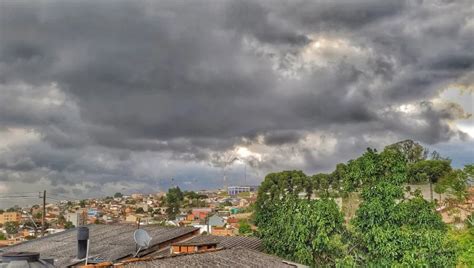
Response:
[125,214,139,223]
[65,212,86,227]
[0,212,21,224]
[211,226,235,236]
[227,186,258,196]
[208,214,226,227]
[191,208,212,220]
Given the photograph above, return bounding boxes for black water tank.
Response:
[0,252,54,268]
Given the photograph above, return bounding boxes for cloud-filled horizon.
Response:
[0,0,473,206]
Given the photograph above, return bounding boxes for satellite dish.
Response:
[133,229,152,257]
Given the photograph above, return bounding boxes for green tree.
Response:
[4,221,19,235]
[311,173,331,197]
[64,221,75,229]
[436,169,469,201]
[385,139,426,163]
[352,181,456,266]
[0,232,6,240]
[114,192,123,198]
[165,186,184,220]
[238,219,252,235]
[343,146,407,191]
[408,159,452,201]
[57,214,66,226]
[259,197,345,266]
[135,207,145,214]
[449,228,474,267]
[34,212,42,220]
[255,170,307,226]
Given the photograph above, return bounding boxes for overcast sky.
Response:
[0,0,473,206]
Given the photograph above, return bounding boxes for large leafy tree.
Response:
[352,181,456,266]
[255,140,462,266]
[385,139,426,163]
[254,170,307,226]
[4,221,19,235]
[259,197,345,266]
[165,186,184,220]
[407,159,452,201]
[343,146,407,191]
[435,169,469,201]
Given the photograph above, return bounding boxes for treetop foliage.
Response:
[255,140,468,267]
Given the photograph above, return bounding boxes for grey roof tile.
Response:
[124,247,302,268]
[2,224,198,267]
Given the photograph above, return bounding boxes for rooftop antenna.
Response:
[133,229,152,257]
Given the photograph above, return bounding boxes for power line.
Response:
[0,196,40,199]
[0,191,39,195]
[48,193,79,200]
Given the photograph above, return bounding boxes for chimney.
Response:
[77,226,89,260]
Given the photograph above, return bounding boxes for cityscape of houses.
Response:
[0,186,259,248]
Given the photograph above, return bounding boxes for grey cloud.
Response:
[0,0,472,199]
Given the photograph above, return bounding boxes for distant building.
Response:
[191,208,212,220]
[125,214,139,223]
[211,226,235,236]
[208,214,225,227]
[0,212,21,224]
[65,212,86,227]
[227,186,258,196]
[131,193,144,200]
[87,208,99,217]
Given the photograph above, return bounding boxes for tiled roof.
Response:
[124,247,303,268]
[2,224,198,267]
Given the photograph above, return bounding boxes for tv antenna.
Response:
[133,229,152,257]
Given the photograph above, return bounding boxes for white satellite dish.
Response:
[133,229,152,257]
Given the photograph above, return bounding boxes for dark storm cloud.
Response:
[0,0,472,197]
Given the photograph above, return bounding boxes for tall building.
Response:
[227,186,258,196]
[0,212,21,224]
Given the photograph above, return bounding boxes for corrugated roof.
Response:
[2,224,198,267]
[124,247,302,268]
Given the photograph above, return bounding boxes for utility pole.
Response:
[41,190,46,237]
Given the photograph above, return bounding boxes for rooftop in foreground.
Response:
[1,224,198,267]
[124,247,304,268]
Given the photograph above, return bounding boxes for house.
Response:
[227,217,239,227]
[191,208,212,220]
[208,214,226,227]
[125,214,140,223]
[211,226,236,236]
